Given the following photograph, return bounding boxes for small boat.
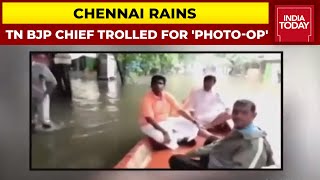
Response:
[114,120,233,169]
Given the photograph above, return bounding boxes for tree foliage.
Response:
[114,53,183,76]
[214,53,262,75]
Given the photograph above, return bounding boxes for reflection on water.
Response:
[31,75,281,168]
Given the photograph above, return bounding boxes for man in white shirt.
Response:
[32,54,57,130]
[183,75,231,137]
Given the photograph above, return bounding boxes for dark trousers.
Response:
[52,64,72,97]
[169,137,216,169]
[169,155,208,169]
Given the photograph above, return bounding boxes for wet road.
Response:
[31,74,281,168]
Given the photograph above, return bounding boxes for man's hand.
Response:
[191,118,203,129]
[163,132,171,144]
[223,109,232,120]
[192,120,201,129]
[178,109,200,126]
[42,90,49,100]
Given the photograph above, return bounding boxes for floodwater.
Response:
[31,73,281,168]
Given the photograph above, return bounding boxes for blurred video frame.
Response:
[31,52,281,169]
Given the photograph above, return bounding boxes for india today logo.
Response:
[275,5,314,42]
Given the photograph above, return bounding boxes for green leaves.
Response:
[115,53,180,75]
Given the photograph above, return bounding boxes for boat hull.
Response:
[114,120,233,169]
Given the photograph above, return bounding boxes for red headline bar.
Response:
[0,25,276,45]
[0,0,319,45]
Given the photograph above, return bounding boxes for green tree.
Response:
[114,53,179,80]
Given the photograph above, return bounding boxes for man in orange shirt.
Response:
[140,75,199,149]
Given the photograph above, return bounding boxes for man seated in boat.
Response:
[169,99,275,169]
[183,75,231,137]
[139,75,200,150]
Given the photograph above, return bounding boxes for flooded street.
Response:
[31,74,281,168]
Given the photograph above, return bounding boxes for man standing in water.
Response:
[183,75,231,137]
[139,75,200,149]
[52,53,72,98]
[32,54,57,130]
[169,99,275,169]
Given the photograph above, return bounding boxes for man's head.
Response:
[203,75,216,91]
[232,99,257,129]
[31,53,49,65]
[98,53,107,60]
[32,53,46,59]
[151,75,166,96]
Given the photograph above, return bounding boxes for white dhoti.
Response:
[141,117,199,150]
[32,94,51,125]
[195,105,226,127]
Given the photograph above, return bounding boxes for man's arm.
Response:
[182,89,196,114]
[166,93,197,123]
[216,93,229,112]
[264,139,275,166]
[141,97,167,135]
[186,143,215,157]
[42,65,57,95]
[32,85,45,101]
[231,138,265,169]
[145,117,167,135]
[177,109,197,122]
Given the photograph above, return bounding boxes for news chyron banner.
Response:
[0,0,318,45]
